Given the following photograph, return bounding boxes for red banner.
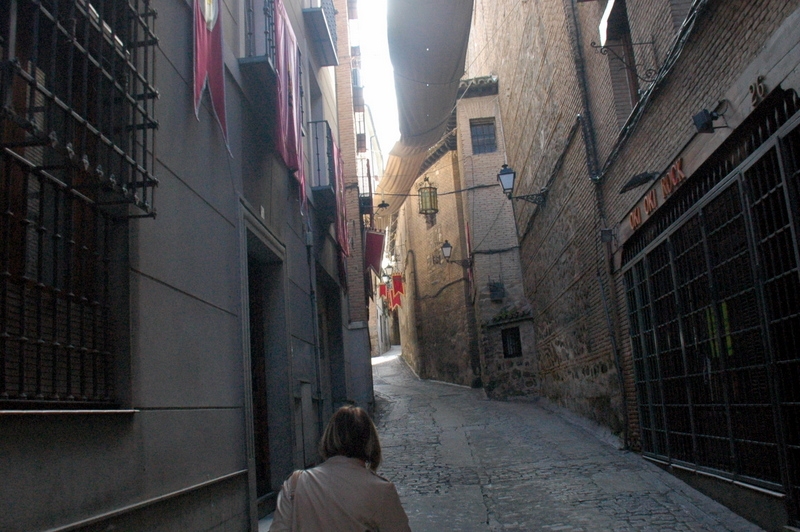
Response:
[390,288,402,310]
[392,273,404,295]
[364,230,385,274]
[194,0,227,145]
[275,0,305,202]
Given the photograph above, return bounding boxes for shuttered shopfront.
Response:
[622,88,800,522]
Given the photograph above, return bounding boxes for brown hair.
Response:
[319,406,382,471]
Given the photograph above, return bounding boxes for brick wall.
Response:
[465,0,800,443]
[394,152,477,386]
[334,0,368,324]
[465,0,625,433]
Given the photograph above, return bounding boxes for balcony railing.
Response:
[245,0,276,63]
[309,121,335,190]
[303,0,338,66]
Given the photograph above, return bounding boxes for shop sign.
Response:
[628,158,687,231]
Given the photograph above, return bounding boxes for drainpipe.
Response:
[566,0,629,448]
[304,222,326,451]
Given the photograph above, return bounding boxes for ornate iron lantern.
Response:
[417,176,438,215]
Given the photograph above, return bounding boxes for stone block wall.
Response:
[395,152,478,386]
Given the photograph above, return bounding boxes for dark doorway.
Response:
[248,253,271,499]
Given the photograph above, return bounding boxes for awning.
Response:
[364,229,386,274]
[374,0,474,226]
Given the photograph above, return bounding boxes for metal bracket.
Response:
[590,41,657,83]
[510,188,548,205]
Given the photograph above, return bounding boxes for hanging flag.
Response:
[275,0,305,202]
[194,0,227,145]
[363,230,385,274]
[390,288,402,310]
[379,282,388,299]
[391,273,404,295]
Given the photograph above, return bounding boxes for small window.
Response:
[502,327,522,358]
[603,0,639,128]
[470,118,497,154]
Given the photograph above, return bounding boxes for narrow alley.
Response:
[373,349,762,532]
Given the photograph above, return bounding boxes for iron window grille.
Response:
[245,0,276,61]
[1,0,158,408]
[502,327,522,359]
[622,89,800,520]
[469,118,497,154]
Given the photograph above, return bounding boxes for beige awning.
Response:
[374,0,474,227]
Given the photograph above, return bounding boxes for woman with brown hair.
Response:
[269,405,410,531]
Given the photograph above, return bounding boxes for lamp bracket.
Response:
[510,189,548,205]
[446,258,472,268]
[590,41,657,83]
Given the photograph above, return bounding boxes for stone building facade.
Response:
[394,151,479,386]
[389,77,537,395]
[0,0,374,529]
[463,0,800,528]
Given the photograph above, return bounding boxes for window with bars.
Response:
[622,91,800,520]
[469,118,497,154]
[502,327,522,359]
[0,0,157,408]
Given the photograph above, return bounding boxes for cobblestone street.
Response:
[372,349,763,532]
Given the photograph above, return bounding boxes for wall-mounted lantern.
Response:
[497,164,548,205]
[418,176,439,215]
[441,240,472,268]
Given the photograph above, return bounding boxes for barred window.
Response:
[1,0,157,408]
[470,118,497,154]
[502,327,522,359]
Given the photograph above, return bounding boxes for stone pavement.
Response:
[372,349,763,532]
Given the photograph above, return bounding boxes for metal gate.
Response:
[623,89,800,521]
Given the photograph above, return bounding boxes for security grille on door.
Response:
[622,88,800,520]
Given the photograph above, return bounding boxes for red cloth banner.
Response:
[364,230,385,274]
[194,0,227,145]
[391,273,404,295]
[390,289,402,310]
[275,0,305,202]
[333,139,349,255]
[379,283,387,299]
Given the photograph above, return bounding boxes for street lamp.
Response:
[441,240,471,267]
[497,164,548,205]
[382,264,393,284]
[418,176,439,215]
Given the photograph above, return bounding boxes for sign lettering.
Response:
[661,158,686,198]
[644,189,658,215]
[629,206,642,230]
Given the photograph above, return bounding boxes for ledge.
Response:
[1,409,138,415]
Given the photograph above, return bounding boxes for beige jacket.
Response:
[269,455,411,532]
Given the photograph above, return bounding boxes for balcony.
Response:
[309,121,337,220]
[303,0,338,67]
[353,86,365,112]
[239,0,278,125]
